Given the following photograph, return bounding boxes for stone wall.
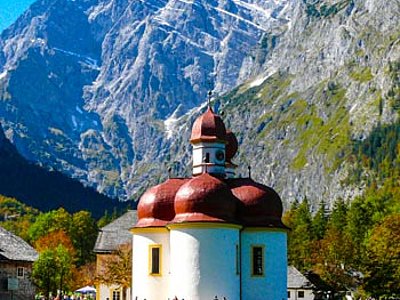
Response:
[0,260,36,300]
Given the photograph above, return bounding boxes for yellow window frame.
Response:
[251,244,265,277]
[148,244,162,276]
[110,288,121,300]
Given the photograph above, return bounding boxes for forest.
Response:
[0,196,121,297]
[285,119,400,298]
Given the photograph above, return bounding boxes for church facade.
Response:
[131,106,288,300]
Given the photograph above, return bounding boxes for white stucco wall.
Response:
[131,229,169,300]
[288,288,315,300]
[97,284,130,300]
[192,142,225,175]
[241,229,288,300]
[169,225,240,300]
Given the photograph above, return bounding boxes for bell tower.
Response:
[190,103,227,176]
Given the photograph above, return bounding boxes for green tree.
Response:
[32,245,74,298]
[312,200,328,240]
[363,214,400,297]
[286,198,313,271]
[312,199,356,294]
[69,211,98,266]
[0,195,39,240]
[28,208,70,242]
[346,196,373,265]
[329,198,348,230]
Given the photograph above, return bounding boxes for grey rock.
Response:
[0,0,289,199]
[0,0,399,210]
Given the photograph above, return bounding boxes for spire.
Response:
[207,89,212,108]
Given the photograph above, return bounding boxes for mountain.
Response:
[0,0,399,208]
[0,123,124,218]
[0,0,290,199]
[213,0,400,208]
[149,0,400,209]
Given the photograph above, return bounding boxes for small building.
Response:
[0,226,38,300]
[288,266,332,300]
[131,106,288,300]
[94,210,137,300]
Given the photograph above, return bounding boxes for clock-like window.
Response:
[216,150,225,161]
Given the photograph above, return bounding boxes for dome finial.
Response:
[168,166,172,178]
[248,164,252,178]
[207,90,212,108]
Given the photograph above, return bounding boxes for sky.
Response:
[0,0,36,32]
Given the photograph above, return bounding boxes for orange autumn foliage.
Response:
[34,229,76,258]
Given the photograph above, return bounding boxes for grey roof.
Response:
[288,266,332,291]
[0,226,38,262]
[94,210,137,253]
[288,266,314,289]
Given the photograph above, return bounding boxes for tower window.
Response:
[298,291,305,298]
[251,245,264,276]
[149,245,162,276]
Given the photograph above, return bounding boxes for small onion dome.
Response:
[172,173,238,223]
[225,130,238,161]
[190,107,227,143]
[228,178,286,228]
[136,178,188,227]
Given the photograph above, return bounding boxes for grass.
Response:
[350,67,373,83]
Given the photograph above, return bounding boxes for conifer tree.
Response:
[312,200,328,240]
[287,198,313,271]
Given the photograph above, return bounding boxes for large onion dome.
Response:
[225,130,238,161]
[136,178,188,227]
[228,178,286,228]
[190,107,227,143]
[171,173,238,223]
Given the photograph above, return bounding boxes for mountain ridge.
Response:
[0,123,125,218]
[0,0,399,208]
[0,0,291,199]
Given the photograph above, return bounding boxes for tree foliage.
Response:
[97,243,132,300]
[0,195,39,240]
[32,245,74,298]
[27,207,98,266]
[285,196,400,298]
[0,197,107,295]
[364,214,400,296]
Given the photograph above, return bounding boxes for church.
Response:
[131,104,288,300]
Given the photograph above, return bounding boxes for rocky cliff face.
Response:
[0,122,123,217]
[209,0,400,209]
[0,0,399,207]
[0,0,290,199]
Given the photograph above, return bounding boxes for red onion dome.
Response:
[228,178,286,228]
[225,130,238,161]
[190,107,227,143]
[136,178,188,227]
[172,173,238,223]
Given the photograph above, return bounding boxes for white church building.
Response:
[131,105,288,300]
